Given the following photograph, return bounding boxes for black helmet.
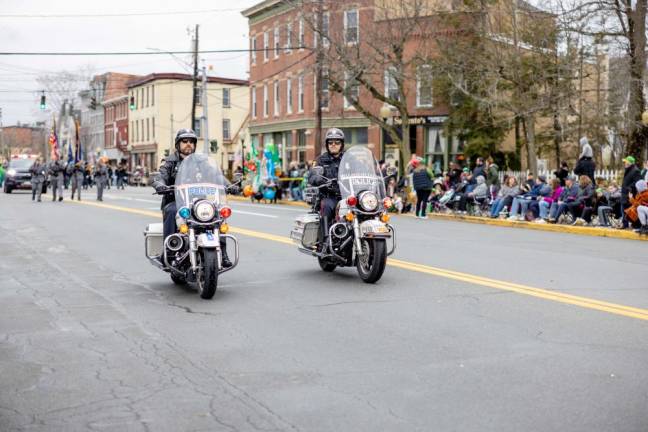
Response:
[174,128,198,151]
[324,127,345,152]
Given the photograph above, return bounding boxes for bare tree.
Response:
[296,0,441,164]
[434,0,569,174]
[35,66,94,124]
[558,0,647,164]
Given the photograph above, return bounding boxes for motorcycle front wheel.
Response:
[356,239,387,284]
[197,249,219,299]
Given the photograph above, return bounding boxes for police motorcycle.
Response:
[291,145,396,283]
[144,153,239,299]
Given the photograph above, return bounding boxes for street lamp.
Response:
[380,105,393,125]
[642,111,648,126]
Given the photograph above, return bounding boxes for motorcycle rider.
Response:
[152,128,234,268]
[308,128,346,249]
[48,155,65,202]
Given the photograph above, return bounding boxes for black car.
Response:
[3,157,48,194]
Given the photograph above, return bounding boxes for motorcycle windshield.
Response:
[338,146,385,200]
[174,153,227,209]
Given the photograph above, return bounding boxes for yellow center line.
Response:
[71,199,648,322]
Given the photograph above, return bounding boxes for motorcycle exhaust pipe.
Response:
[165,234,184,252]
[330,223,349,239]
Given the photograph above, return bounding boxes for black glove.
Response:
[227,185,241,195]
[154,184,169,194]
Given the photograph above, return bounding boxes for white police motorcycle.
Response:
[144,153,238,299]
[291,146,396,283]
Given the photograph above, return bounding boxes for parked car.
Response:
[3,156,48,194]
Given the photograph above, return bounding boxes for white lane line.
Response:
[233,210,279,219]
[230,201,305,213]
[104,194,160,204]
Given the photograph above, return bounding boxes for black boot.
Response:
[221,249,233,268]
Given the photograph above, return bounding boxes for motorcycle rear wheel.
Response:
[356,239,387,284]
[198,249,219,299]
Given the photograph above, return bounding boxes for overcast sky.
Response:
[0,0,260,126]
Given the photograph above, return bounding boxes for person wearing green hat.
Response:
[621,156,642,228]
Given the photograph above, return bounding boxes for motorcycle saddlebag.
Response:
[290,214,320,248]
[144,223,164,258]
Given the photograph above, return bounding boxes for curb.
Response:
[227,195,647,242]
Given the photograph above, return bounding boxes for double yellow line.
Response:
[73,200,648,322]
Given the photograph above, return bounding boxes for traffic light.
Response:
[39,93,46,110]
[90,96,97,110]
[209,139,218,153]
[164,149,170,157]
[129,96,135,111]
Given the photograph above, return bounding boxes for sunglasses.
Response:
[328,141,342,146]
[180,139,195,144]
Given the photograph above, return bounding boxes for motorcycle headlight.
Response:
[359,191,379,212]
[193,200,215,222]
[7,169,16,177]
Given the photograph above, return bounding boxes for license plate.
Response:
[361,221,389,235]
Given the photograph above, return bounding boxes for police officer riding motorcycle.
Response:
[309,128,346,248]
[291,128,396,283]
[152,128,234,268]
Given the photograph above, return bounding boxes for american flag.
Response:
[48,118,60,160]
[74,120,82,162]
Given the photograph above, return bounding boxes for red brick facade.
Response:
[243,0,455,171]
[102,73,139,162]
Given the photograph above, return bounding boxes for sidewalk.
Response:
[227,195,648,242]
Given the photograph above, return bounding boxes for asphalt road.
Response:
[1,186,647,432]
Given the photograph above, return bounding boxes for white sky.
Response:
[0,0,260,126]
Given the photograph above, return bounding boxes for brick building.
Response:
[0,124,48,158]
[242,0,456,171]
[126,73,249,173]
[102,73,140,164]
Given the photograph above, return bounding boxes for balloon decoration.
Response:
[263,188,276,201]
[242,139,282,202]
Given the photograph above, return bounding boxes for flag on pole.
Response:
[48,118,59,160]
[74,120,82,163]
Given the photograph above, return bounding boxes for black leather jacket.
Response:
[152,152,181,209]
[309,151,344,198]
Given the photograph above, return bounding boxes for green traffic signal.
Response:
[39,94,46,110]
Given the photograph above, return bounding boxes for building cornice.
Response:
[127,73,249,89]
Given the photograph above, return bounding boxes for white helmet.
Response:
[324,128,345,152]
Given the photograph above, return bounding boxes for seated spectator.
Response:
[569,175,595,224]
[596,182,620,227]
[456,175,488,212]
[507,175,551,221]
[490,176,520,218]
[624,180,648,234]
[547,175,580,222]
[534,178,563,222]
[520,172,535,193]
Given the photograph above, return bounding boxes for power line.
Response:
[0,8,245,18]
[0,47,309,56]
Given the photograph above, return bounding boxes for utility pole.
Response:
[201,61,210,155]
[191,25,200,131]
[170,113,174,153]
[314,0,324,156]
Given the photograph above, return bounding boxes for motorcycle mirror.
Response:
[233,172,243,181]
